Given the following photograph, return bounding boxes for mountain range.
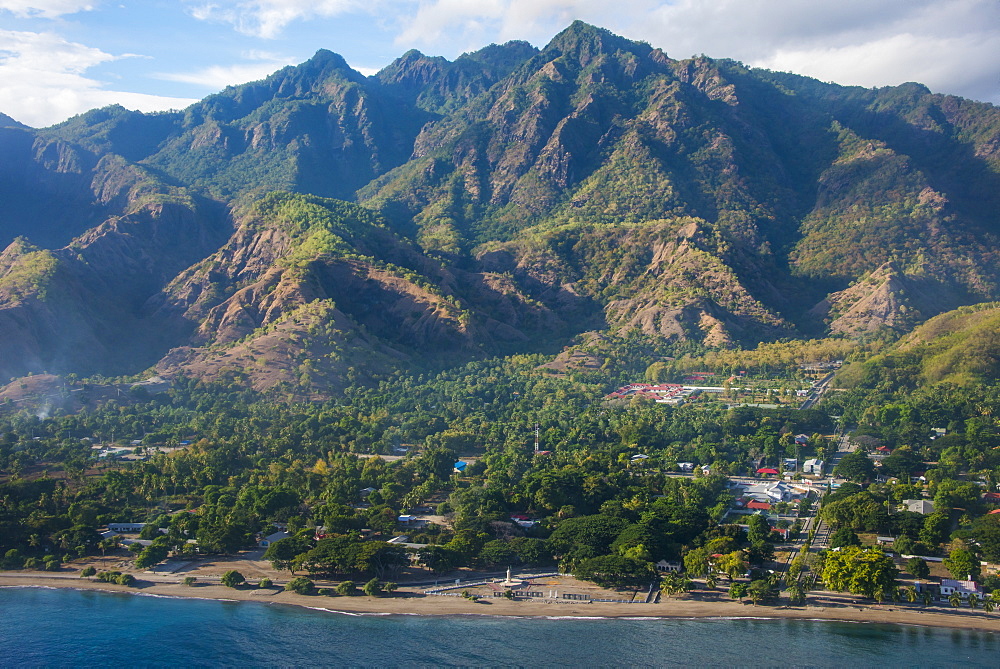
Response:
[1,21,999,395]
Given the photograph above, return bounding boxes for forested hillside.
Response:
[0,20,998,393]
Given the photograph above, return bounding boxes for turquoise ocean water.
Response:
[2,586,998,666]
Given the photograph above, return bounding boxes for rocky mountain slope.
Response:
[1,21,999,394]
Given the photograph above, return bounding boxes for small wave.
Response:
[302,607,396,617]
[133,592,192,600]
[0,584,60,590]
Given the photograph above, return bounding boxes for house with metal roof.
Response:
[939,579,984,600]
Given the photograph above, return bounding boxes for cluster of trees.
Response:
[650,338,857,380]
[0,352,834,574]
[80,568,136,586]
[820,546,898,600]
[1,317,1000,605]
[265,535,408,580]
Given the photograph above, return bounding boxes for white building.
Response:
[108,523,146,533]
[802,459,824,475]
[940,579,984,600]
[740,481,803,503]
[655,560,683,572]
[903,499,935,515]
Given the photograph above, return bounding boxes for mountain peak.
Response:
[374,49,450,94]
[544,20,645,65]
[301,48,361,80]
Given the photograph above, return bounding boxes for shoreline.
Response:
[3,573,1000,632]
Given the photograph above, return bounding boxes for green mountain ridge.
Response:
[1,21,999,393]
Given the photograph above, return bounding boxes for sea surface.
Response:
[2,586,998,667]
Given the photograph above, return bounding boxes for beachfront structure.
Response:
[939,579,984,601]
[655,560,683,572]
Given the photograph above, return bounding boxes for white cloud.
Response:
[157,58,296,89]
[0,0,95,18]
[0,29,197,127]
[386,0,1000,104]
[190,0,365,39]
[755,31,1000,103]
[635,0,1000,103]
[394,0,620,51]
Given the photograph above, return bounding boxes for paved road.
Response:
[811,516,831,550]
[824,431,855,477]
[799,372,835,410]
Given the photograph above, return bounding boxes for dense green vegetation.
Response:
[0,350,824,578]
[1,296,1000,603]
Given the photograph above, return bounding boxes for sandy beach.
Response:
[3,571,1000,632]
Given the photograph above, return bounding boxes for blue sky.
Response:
[1,0,998,127]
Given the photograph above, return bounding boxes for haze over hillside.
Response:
[1,21,999,396]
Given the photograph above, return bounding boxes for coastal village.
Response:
[6,423,996,629]
[1,347,999,638]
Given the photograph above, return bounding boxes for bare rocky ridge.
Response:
[810,262,971,337]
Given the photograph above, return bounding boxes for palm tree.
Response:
[705,573,717,590]
[982,599,995,616]
[904,586,917,604]
[967,593,979,610]
[921,591,933,606]
[948,592,963,608]
[786,581,806,606]
[660,573,681,598]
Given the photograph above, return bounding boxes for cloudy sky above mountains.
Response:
[1,0,997,127]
